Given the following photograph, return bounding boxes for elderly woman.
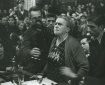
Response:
[40,15,89,85]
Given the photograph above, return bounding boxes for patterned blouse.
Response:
[46,39,67,83]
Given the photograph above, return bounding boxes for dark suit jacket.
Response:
[88,32,105,79]
[19,24,49,74]
[0,24,16,69]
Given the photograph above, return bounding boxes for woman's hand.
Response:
[60,67,77,78]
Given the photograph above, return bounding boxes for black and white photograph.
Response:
[0,0,105,85]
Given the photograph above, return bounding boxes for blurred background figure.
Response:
[18,20,26,35]
[42,4,49,17]
[24,17,31,30]
[78,15,87,39]
[2,9,8,17]
[0,9,3,21]
[0,39,4,68]
[16,0,28,20]
[81,37,90,58]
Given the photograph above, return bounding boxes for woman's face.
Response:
[2,17,8,25]
[80,17,86,23]
[8,18,15,25]
[19,22,24,30]
[54,18,69,36]
[24,17,30,24]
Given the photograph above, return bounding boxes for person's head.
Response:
[14,7,18,12]
[43,4,49,10]
[8,16,16,25]
[87,14,105,39]
[24,17,30,25]
[67,5,72,11]
[54,15,71,36]
[2,17,8,25]
[70,17,76,27]
[72,13,77,18]
[83,11,88,17]
[81,37,89,53]
[90,8,95,13]
[41,17,47,26]
[46,13,56,27]
[80,15,87,23]
[9,8,13,14]
[77,4,81,8]
[18,1,24,9]
[81,4,85,9]
[18,20,25,31]
[77,8,82,13]
[91,5,95,8]
[100,2,104,7]
[29,6,42,25]
[88,2,92,6]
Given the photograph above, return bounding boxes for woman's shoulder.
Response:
[68,35,80,44]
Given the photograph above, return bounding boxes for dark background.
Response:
[0,0,105,11]
[0,0,16,10]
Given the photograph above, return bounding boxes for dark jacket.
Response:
[88,32,105,79]
[44,35,89,85]
[18,24,48,74]
[0,24,15,68]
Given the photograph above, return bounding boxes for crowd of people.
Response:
[0,0,105,85]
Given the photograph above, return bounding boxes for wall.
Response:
[0,0,15,10]
[24,0,36,10]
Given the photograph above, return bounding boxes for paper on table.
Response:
[22,78,57,85]
[42,78,57,84]
[1,81,14,85]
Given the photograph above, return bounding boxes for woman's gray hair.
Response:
[57,15,71,28]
